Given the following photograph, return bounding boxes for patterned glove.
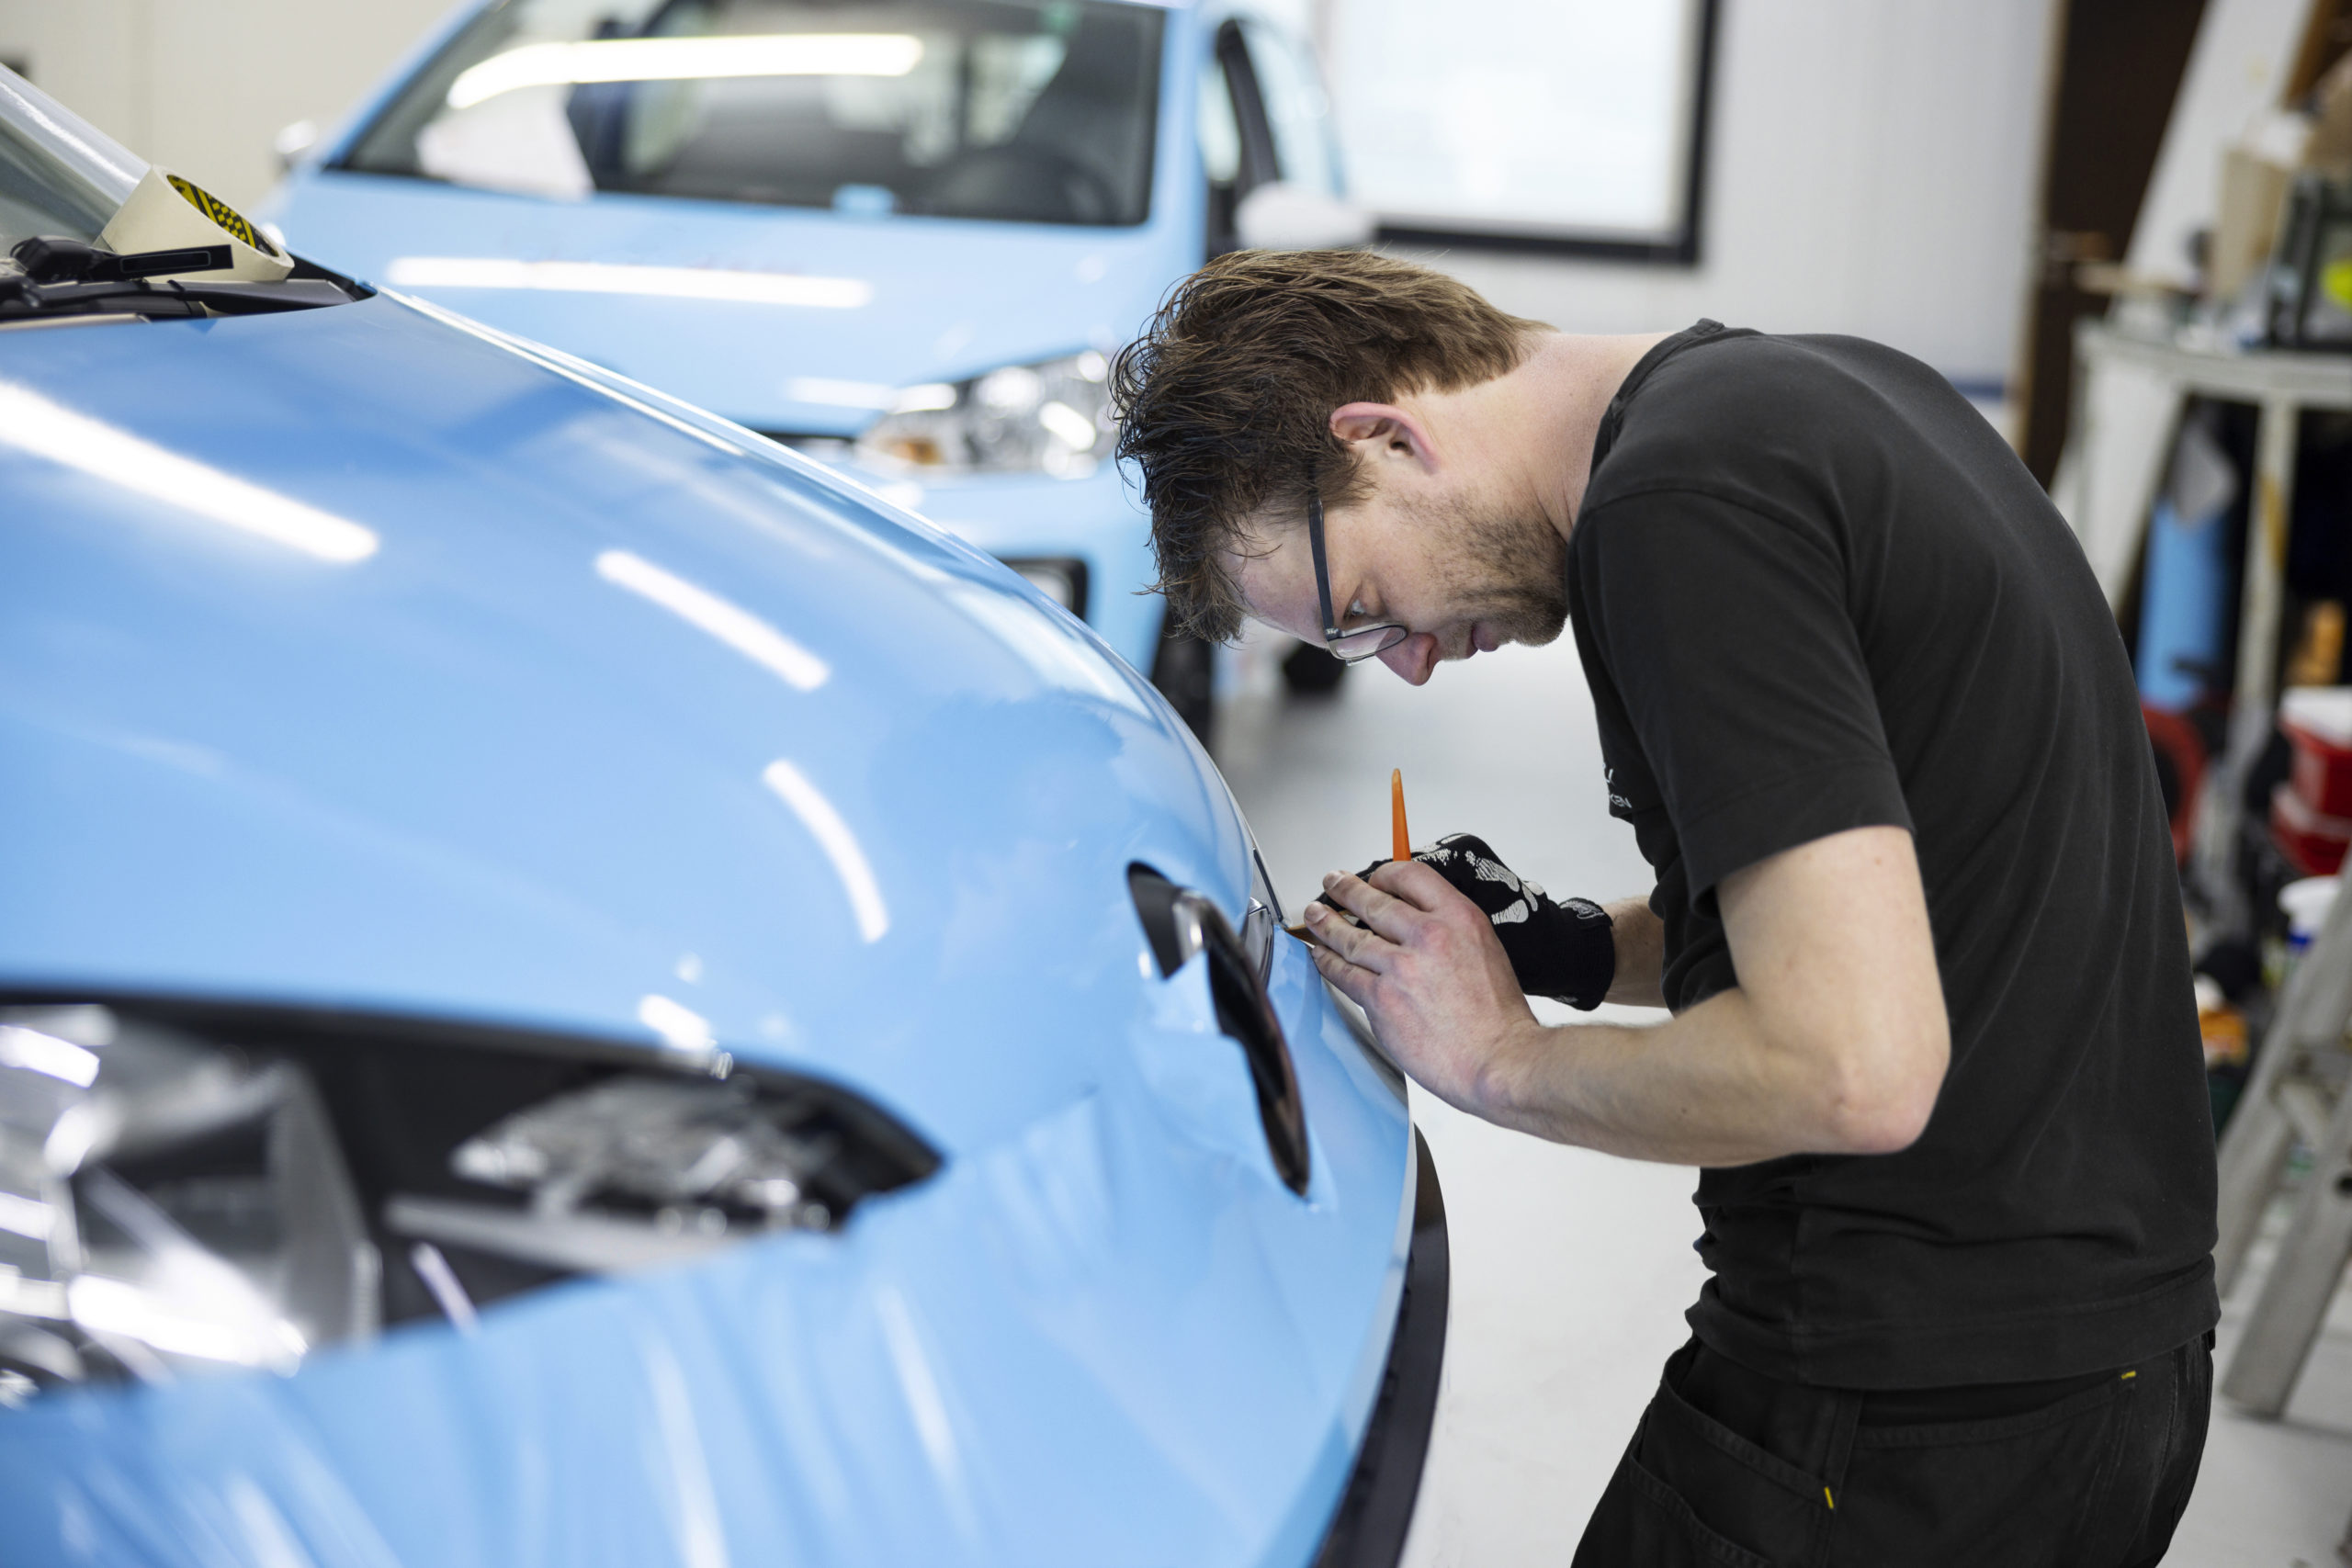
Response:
[1321,832,1614,1010]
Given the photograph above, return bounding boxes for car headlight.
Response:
[0,1007,369,1400]
[855,350,1113,479]
[0,1002,938,1405]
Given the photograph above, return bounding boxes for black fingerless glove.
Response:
[1323,832,1614,1010]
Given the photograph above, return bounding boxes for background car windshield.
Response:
[342,0,1162,226]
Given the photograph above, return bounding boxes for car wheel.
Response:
[1281,639,1348,695]
[1151,621,1216,748]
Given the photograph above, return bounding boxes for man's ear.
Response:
[1329,401,1441,473]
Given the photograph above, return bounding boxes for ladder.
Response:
[2211,875,2352,1416]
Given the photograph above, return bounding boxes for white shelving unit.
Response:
[2059,318,2352,929]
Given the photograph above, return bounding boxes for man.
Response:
[1111,251,2217,1565]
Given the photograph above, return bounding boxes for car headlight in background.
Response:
[0,1002,939,1406]
[856,350,1113,479]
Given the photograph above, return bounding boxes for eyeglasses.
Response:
[1306,488,1409,664]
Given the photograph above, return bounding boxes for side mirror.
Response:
[1233,182,1375,252]
[274,120,319,174]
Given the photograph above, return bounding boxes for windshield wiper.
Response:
[0,276,356,320]
[1,235,367,321]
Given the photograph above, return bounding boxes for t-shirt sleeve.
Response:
[1573,487,1910,908]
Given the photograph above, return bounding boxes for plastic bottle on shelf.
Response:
[2280,874,2341,958]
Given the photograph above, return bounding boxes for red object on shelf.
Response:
[2142,705,2207,863]
[2281,716,2352,818]
[2272,783,2351,876]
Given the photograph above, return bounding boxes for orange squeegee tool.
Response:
[1284,769,1412,943]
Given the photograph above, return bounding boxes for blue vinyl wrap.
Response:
[0,290,1412,1566]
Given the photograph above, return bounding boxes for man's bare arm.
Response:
[1602,897,1666,1008]
[1305,826,1950,1167]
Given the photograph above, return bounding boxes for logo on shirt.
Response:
[1606,767,1634,813]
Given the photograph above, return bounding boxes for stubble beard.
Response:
[1425,491,1569,650]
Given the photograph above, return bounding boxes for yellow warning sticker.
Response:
[164,174,283,258]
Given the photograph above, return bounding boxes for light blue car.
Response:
[0,67,1439,1568]
[266,0,1368,742]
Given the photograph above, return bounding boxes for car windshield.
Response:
[343,0,1163,226]
[0,67,143,253]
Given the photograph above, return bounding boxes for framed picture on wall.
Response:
[1326,0,1718,264]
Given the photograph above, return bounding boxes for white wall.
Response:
[0,0,460,210]
[1387,0,2059,390]
[2127,0,2312,288]
[0,0,2057,390]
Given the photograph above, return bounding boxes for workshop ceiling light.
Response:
[892,383,957,414]
[0,382,379,563]
[596,548,831,692]
[763,759,890,943]
[0,1025,98,1088]
[385,257,872,310]
[784,378,960,415]
[635,993,716,1055]
[785,377,900,411]
[1037,399,1099,452]
[447,34,926,111]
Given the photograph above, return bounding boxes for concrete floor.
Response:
[1215,631,2352,1567]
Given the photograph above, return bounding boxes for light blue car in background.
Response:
[0,65,1440,1568]
[267,0,1370,743]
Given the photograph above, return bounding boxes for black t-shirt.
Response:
[1568,321,2219,1389]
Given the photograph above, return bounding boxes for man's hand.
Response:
[1304,860,1541,1114]
[1305,825,1951,1168]
[1319,834,1616,1009]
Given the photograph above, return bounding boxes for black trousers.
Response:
[1573,1334,2213,1567]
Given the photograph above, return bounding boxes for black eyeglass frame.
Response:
[1306,489,1409,665]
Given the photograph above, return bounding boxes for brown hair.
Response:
[1110,249,1544,642]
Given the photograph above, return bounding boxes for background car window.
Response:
[1238,20,1339,199]
[1203,18,1275,255]
[1198,57,1240,190]
[341,0,1163,227]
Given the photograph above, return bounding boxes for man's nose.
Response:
[1377,632,1440,685]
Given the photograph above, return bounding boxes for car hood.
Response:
[0,290,1250,1155]
[266,173,1194,434]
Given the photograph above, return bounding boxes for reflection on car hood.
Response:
[0,291,1250,1153]
[265,173,1195,434]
